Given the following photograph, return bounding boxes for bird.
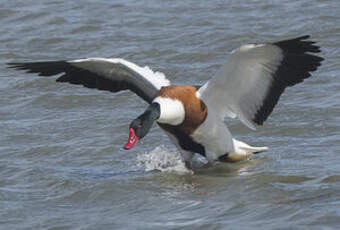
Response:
[7,35,324,169]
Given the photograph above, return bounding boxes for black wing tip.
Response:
[7,62,27,69]
[273,34,324,74]
[6,61,71,76]
[252,35,324,126]
[6,62,37,72]
[273,35,324,55]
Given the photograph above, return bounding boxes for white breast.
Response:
[190,110,235,162]
[153,97,185,126]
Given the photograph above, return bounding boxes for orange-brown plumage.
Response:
[156,85,207,135]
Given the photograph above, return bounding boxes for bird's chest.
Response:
[154,85,209,155]
[190,112,234,161]
[158,122,206,156]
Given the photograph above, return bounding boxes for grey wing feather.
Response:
[198,35,324,129]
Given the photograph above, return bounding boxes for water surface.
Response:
[1,1,340,229]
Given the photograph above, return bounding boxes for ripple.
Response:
[0,9,17,19]
[70,25,101,34]
[10,11,48,23]
[1,0,340,229]
[322,175,340,183]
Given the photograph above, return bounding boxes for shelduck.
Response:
[8,35,323,169]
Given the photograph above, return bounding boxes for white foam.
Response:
[136,146,192,174]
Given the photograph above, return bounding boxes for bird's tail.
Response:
[220,139,268,162]
[233,139,268,154]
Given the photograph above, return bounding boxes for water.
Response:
[1,0,339,229]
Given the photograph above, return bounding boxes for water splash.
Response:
[136,146,192,174]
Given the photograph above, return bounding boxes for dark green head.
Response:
[124,103,160,149]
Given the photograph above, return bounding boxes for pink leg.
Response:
[202,161,214,168]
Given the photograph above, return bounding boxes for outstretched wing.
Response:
[198,35,324,130]
[7,58,170,103]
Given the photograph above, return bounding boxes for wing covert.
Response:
[198,35,324,129]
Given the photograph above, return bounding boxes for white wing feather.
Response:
[198,43,283,130]
[69,58,170,90]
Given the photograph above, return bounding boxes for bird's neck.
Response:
[139,102,161,122]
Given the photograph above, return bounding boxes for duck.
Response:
[8,35,323,169]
